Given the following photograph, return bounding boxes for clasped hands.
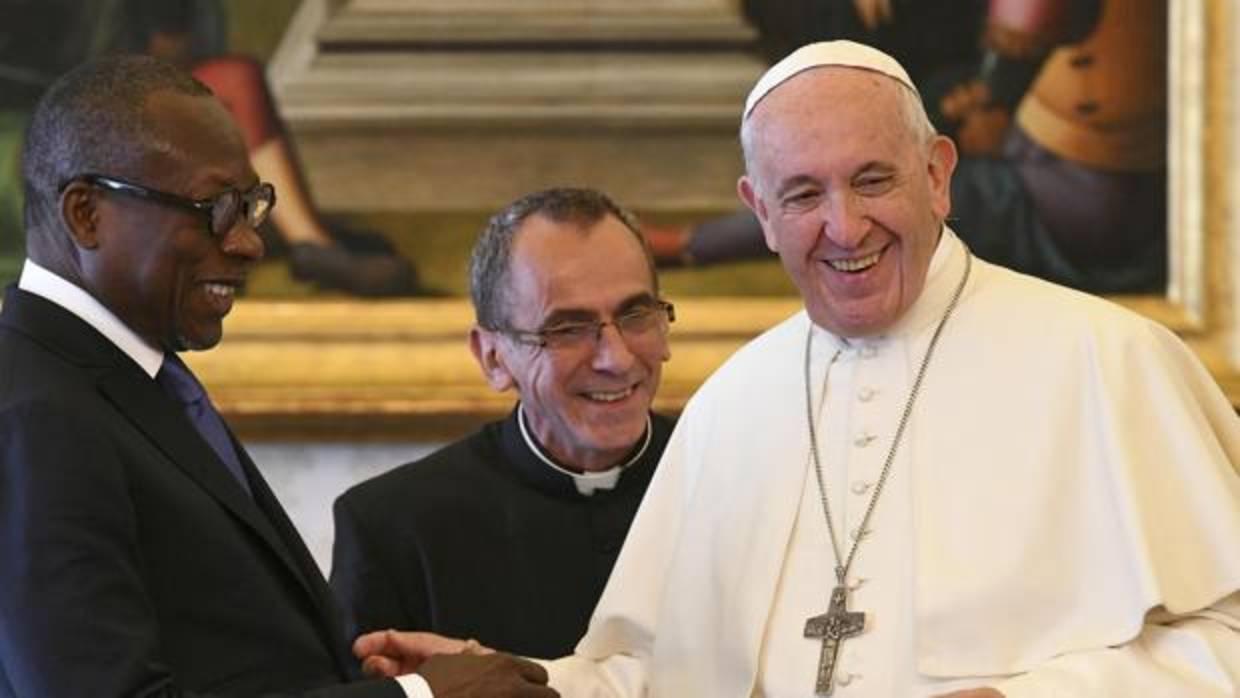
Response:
[354,629,558,697]
[352,629,1002,698]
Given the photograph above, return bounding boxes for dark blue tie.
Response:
[157,353,252,497]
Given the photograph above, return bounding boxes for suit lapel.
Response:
[236,442,358,676]
[6,288,354,673]
[96,355,359,674]
[95,367,310,582]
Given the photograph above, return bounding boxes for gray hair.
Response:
[21,54,211,247]
[739,69,936,191]
[469,187,656,330]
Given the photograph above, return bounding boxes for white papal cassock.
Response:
[541,228,1240,697]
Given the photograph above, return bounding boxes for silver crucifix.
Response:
[804,585,865,695]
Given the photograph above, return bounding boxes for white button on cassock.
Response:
[849,526,871,541]
[853,433,877,448]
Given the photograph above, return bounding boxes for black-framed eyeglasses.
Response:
[66,174,276,238]
[499,300,675,351]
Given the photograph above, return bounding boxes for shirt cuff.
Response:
[395,673,434,698]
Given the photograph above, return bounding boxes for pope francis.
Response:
[354,40,1240,698]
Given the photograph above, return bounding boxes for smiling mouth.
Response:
[585,385,636,403]
[203,282,238,300]
[826,249,884,273]
[199,280,245,316]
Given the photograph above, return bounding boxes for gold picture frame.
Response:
[192,0,1240,440]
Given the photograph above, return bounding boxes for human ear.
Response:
[926,135,959,221]
[469,326,516,392]
[738,175,779,253]
[59,182,102,250]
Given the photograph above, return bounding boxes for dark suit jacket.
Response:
[0,287,402,698]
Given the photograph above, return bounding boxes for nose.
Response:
[220,221,265,262]
[591,323,638,374]
[821,190,869,249]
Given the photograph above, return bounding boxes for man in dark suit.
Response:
[0,55,553,698]
[331,189,675,659]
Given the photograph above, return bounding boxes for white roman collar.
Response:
[517,402,653,496]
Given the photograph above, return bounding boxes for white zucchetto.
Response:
[743,39,920,121]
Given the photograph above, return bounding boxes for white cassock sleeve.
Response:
[539,654,644,698]
[993,592,1240,697]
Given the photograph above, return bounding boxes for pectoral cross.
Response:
[804,585,866,695]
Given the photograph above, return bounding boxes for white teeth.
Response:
[204,283,235,298]
[828,250,882,273]
[587,387,633,403]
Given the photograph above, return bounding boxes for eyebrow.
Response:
[854,161,896,176]
[540,291,659,326]
[773,175,820,200]
[772,160,897,198]
[195,169,260,196]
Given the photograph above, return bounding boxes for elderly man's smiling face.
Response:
[738,67,957,337]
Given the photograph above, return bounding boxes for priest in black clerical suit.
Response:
[332,188,676,658]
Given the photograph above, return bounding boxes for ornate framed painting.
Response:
[190,0,1240,439]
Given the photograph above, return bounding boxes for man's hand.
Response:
[933,688,1005,698]
[417,653,558,698]
[354,629,483,676]
[354,630,555,696]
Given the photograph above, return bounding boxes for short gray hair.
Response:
[21,54,211,239]
[469,187,656,330]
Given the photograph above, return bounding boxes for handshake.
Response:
[353,630,560,697]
